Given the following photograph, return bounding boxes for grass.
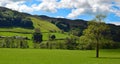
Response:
[0,32,32,39]
[0,28,33,33]
[0,32,69,40]
[0,32,69,48]
[30,17,60,32]
[0,48,120,64]
[42,32,69,40]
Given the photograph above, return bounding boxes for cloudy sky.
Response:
[0,0,120,25]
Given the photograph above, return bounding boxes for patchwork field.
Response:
[0,32,69,48]
[0,49,120,64]
[0,32,69,40]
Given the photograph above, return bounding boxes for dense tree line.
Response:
[108,24,120,42]
[0,36,29,48]
[55,21,70,32]
[0,7,34,29]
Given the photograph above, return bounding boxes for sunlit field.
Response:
[0,49,120,64]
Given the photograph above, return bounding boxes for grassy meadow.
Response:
[0,32,69,40]
[30,17,61,32]
[0,48,120,64]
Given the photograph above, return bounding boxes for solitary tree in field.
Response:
[81,14,110,58]
[94,14,107,58]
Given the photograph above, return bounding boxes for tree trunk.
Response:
[96,36,99,58]
[96,41,99,58]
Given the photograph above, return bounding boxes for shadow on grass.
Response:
[91,57,120,59]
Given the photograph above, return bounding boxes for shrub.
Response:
[64,36,78,50]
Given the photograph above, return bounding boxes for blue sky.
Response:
[0,0,120,25]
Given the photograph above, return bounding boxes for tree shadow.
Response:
[91,57,120,59]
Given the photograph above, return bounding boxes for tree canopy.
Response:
[33,28,43,43]
[80,14,111,58]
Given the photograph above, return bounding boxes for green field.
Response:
[0,32,69,48]
[0,28,33,33]
[0,32,69,40]
[30,17,60,32]
[0,49,120,64]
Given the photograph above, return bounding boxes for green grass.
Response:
[0,32,69,40]
[42,32,69,40]
[0,32,32,39]
[0,49,120,64]
[30,17,60,32]
[0,28,33,33]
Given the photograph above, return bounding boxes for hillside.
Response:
[0,7,33,29]
[37,15,120,42]
[0,7,60,33]
[38,15,88,32]
[30,17,60,32]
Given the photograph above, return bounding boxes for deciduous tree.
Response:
[80,14,110,58]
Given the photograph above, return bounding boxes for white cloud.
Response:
[67,8,85,18]
[5,1,24,11]
[114,0,120,2]
[57,0,74,8]
[0,0,34,13]
[8,0,24,1]
[32,0,57,13]
[19,5,34,12]
[56,16,64,18]
[64,0,112,18]
[108,22,120,26]
[0,0,120,19]
[112,9,120,17]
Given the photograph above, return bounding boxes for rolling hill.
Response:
[0,7,61,33]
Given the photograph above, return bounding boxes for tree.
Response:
[79,36,95,50]
[65,36,78,50]
[80,14,110,58]
[33,28,43,43]
[49,34,56,40]
[94,14,107,58]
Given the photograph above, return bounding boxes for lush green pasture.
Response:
[0,32,69,40]
[0,32,32,39]
[30,17,60,32]
[0,49,120,64]
[0,28,33,33]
